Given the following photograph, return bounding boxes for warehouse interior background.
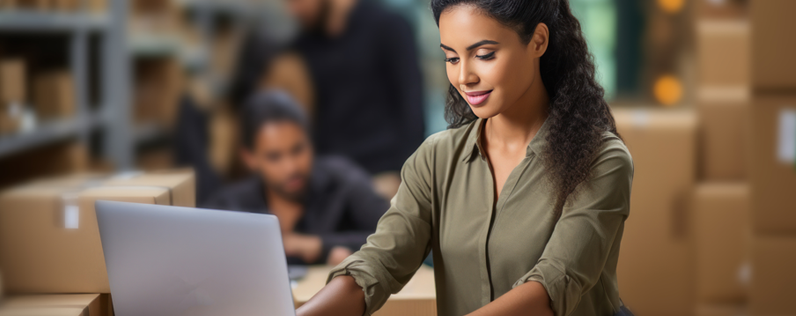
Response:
[0,0,795,315]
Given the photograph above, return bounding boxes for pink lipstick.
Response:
[464,90,492,105]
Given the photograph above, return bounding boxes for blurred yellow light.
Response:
[653,75,683,106]
[658,0,686,13]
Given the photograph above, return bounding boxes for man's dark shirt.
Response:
[203,156,389,264]
[295,1,425,175]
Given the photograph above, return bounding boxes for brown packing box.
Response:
[613,108,697,316]
[695,303,747,316]
[103,169,195,207]
[749,95,796,234]
[750,236,796,315]
[32,70,75,119]
[693,183,750,303]
[293,265,436,316]
[697,19,750,88]
[0,109,21,135]
[0,59,25,106]
[133,58,182,125]
[0,183,170,293]
[698,91,749,180]
[135,148,174,172]
[751,0,796,90]
[695,0,747,19]
[0,141,88,189]
[0,294,105,316]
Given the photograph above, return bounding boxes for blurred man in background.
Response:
[204,91,389,265]
[286,0,426,198]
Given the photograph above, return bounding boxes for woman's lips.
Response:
[464,90,493,105]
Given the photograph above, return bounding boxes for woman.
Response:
[297,0,633,315]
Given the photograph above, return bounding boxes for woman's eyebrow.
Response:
[466,40,499,51]
[440,40,499,53]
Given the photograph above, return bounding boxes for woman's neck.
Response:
[486,77,549,148]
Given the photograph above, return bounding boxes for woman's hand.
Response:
[296,275,366,316]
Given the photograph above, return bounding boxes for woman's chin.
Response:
[470,105,502,120]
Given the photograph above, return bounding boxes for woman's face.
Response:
[439,5,542,119]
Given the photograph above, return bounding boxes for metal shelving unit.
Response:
[0,116,102,156]
[0,0,267,171]
[0,11,108,31]
[0,0,133,169]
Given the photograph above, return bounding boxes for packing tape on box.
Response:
[777,107,796,167]
[632,109,650,128]
[54,175,175,230]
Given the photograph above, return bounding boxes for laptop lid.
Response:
[96,200,296,316]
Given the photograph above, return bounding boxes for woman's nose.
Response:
[458,61,479,86]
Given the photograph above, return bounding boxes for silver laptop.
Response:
[96,201,296,316]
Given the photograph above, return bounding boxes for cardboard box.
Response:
[698,94,749,180]
[749,95,796,234]
[293,265,436,316]
[697,20,750,89]
[751,0,796,90]
[0,109,21,135]
[695,303,747,316]
[133,58,182,125]
[693,183,750,303]
[0,180,172,293]
[0,59,25,106]
[0,294,104,316]
[613,108,697,316]
[0,141,88,189]
[103,169,195,207]
[135,148,174,172]
[695,0,747,19]
[32,70,75,119]
[750,236,796,315]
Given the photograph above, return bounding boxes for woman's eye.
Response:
[444,57,460,64]
[476,52,495,60]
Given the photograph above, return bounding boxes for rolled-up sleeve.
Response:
[513,141,633,316]
[327,137,436,315]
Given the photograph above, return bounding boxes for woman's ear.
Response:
[528,23,550,58]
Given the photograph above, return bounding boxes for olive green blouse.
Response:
[328,117,634,316]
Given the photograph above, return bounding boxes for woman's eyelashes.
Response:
[444,52,495,64]
[476,51,495,60]
[444,50,495,64]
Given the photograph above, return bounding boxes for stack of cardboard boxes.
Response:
[32,70,76,120]
[620,1,796,315]
[0,0,105,11]
[749,1,796,315]
[616,2,753,314]
[692,1,752,315]
[133,58,182,126]
[0,170,195,315]
[614,109,698,316]
[0,59,26,135]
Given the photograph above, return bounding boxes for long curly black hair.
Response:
[431,0,620,214]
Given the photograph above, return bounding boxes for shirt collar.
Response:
[462,116,551,163]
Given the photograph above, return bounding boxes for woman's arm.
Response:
[296,275,365,316]
[296,136,439,315]
[467,281,553,316]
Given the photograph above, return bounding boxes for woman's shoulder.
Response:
[414,120,479,159]
[594,130,634,172]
